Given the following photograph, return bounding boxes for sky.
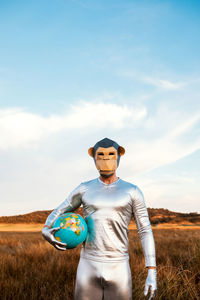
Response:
[0,0,200,216]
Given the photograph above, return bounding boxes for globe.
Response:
[53,212,88,249]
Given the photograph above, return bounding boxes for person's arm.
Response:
[131,186,157,299]
[42,183,85,250]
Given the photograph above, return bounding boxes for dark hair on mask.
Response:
[92,137,122,166]
[93,137,120,156]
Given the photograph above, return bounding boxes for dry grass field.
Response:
[0,222,200,232]
[0,229,200,300]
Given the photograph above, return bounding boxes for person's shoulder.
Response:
[120,178,138,190]
[120,179,144,199]
[80,178,98,188]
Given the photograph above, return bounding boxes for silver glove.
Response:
[144,268,157,299]
[41,226,67,251]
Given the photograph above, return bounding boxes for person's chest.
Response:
[82,183,132,218]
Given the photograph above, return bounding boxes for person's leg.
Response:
[102,260,132,300]
[74,258,103,300]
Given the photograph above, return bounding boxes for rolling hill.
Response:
[0,207,200,225]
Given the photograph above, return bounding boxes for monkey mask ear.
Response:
[118,146,125,156]
[88,147,94,157]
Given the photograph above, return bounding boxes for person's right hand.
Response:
[42,226,67,251]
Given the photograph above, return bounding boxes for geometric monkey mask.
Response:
[88,137,125,178]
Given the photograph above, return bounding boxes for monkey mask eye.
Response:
[97,152,104,156]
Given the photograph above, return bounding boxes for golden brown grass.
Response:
[0,222,199,232]
[0,229,199,300]
[0,224,44,232]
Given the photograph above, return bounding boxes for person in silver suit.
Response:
[42,138,157,300]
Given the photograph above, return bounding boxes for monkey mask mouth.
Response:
[88,138,125,177]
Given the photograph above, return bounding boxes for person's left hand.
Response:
[144,268,157,299]
[42,226,67,251]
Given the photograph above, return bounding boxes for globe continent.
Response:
[53,213,88,249]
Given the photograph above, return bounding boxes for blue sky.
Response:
[0,0,200,215]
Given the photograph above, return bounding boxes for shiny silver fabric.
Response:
[74,257,132,300]
[45,177,156,267]
[144,268,157,299]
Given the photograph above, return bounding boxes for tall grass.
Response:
[0,229,199,300]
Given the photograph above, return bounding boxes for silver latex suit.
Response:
[44,177,156,299]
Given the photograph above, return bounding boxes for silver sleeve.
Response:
[44,183,84,228]
[131,186,156,267]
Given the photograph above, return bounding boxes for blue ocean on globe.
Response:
[53,213,88,249]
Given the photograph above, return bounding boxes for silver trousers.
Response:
[74,257,132,300]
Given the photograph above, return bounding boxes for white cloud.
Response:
[141,76,184,90]
[66,101,147,128]
[121,138,200,177]
[133,174,200,213]
[118,70,199,90]
[168,113,200,139]
[0,102,147,150]
[1,100,200,215]
[121,111,200,174]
